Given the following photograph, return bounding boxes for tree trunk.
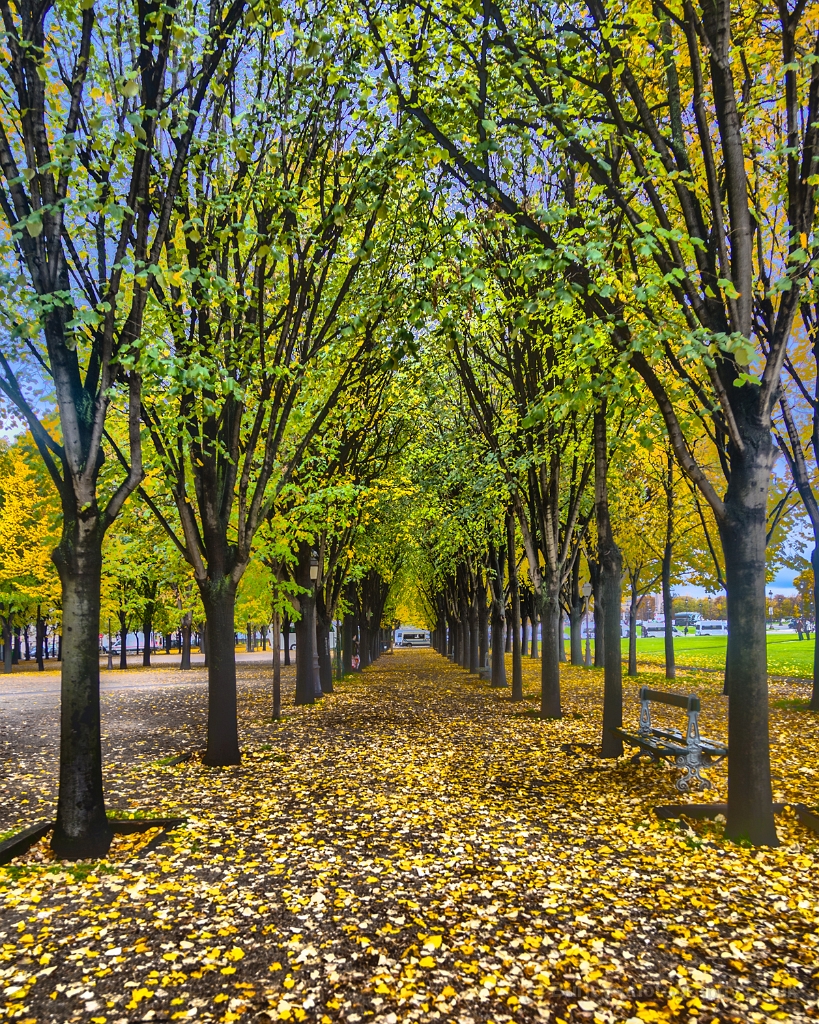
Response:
[530,606,539,659]
[460,591,470,669]
[36,605,44,671]
[317,611,334,694]
[51,527,112,860]
[662,539,676,679]
[628,581,638,677]
[477,579,489,669]
[570,601,583,665]
[490,600,507,687]
[295,603,317,702]
[359,619,371,669]
[468,595,479,672]
[12,627,20,664]
[119,614,128,670]
[558,610,566,662]
[2,613,11,674]
[180,613,192,670]
[200,578,241,766]
[272,609,281,720]
[505,608,512,652]
[719,449,778,846]
[283,615,291,666]
[595,406,624,758]
[521,611,529,657]
[142,616,152,668]
[508,512,523,701]
[342,613,354,675]
[539,572,562,719]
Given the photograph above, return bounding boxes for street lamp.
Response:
[107,617,113,671]
[582,582,592,667]
[768,589,773,628]
[309,550,319,582]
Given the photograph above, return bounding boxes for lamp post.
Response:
[107,617,113,670]
[768,589,773,629]
[582,582,592,667]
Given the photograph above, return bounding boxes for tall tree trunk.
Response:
[507,512,523,701]
[2,613,11,674]
[719,443,778,847]
[570,594,583,666]
[530,605,539,659]
[359,619,371,669]
[180,613,192,670]
[342,613,354,675]
[119,613,128,670]
[595,406,624,758]
[36,605,44,671]
[589,558,605,668]
[539,571,562,718]
[459,589,470,669]
[468,594,480,672]
[272,609,281,721]
[505,608,512,652]
[521,610,529,657]
[662,540,676,680]
[317,610,334,694]
[490,600,507,687]
[51,526,112,860]
[628,578,638,677]
[283,615,291,666]
[12,627,20,664]
[812,546,819,711]
[295,552,319,703]
[142,615,153,668]
[558,609,566,663]
[477,578,489,669]
[200,577,241,766]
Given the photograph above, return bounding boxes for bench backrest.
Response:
[639,686,700,714]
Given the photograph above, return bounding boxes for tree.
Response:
[0,439,60,671]
[0,0,247,857]
[140,20,405,764]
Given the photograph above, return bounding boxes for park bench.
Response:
[615,686,727,792]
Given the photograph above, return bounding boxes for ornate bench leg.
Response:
[675,752,711,792]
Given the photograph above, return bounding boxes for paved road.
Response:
[0,650,280,697]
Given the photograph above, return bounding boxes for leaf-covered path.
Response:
[1,650,817,1024]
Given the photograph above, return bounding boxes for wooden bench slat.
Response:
[640,686,700,712]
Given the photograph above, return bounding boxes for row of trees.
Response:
[1,0,817,853]
[360,0,819,847]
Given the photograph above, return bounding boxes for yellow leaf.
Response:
[418,956,436,967]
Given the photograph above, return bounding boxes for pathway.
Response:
[0,650,816,1024]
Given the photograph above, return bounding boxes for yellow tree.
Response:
[0,439,60,671]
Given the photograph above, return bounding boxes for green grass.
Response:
[622,633,815,679]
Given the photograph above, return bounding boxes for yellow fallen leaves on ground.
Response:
[0,650,817,1023]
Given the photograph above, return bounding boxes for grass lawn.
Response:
[622,632,816,679]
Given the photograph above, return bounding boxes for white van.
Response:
[640,622,679,638]
[396,628,430,647]
[698,620,728,636]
